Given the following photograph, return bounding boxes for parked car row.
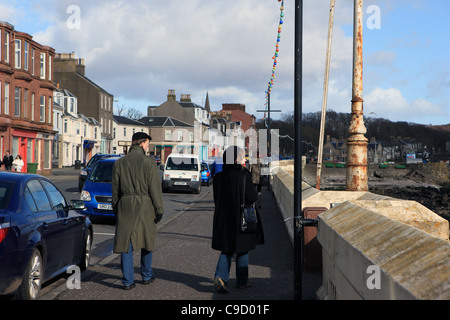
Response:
[0,172,92,300]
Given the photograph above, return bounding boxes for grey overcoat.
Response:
[112,145,164,253]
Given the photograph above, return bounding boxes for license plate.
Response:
[98,203,112,210]
[174,182,187,186]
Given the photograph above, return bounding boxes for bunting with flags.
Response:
[263,0,284,119]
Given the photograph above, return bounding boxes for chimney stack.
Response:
[76,58,85,75]
[167,89,176,101]
[180,94,191,102]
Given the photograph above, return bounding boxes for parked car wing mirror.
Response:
[71,200,86,210]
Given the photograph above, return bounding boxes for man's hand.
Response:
[154,214,163,224]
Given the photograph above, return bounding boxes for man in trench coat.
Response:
[112,132,164,289]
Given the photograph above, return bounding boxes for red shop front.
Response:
[12,128,37,173]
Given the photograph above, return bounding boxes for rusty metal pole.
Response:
[316,0,335,190]
[346,0,368,191]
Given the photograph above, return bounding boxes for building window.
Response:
[48,55,52,81]
[14,40,21,69]
[24,89,28,118]
[31,48,35,75]
[31,93,35,121]
[4,32,10,63]
[165,130,172,141]
[123,127,126,137]
[64,119,68,133]
[40,95,45,122]
[4,82,9,115]
[48,97,52,123]
[24,41,29,71]
[14,87,21,117]
[40,53,46,79]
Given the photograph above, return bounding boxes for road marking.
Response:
[94,232,115,236]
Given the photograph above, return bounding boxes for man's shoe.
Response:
[142,276,156,285]
[123,283,136,290]
[214,277,228,293]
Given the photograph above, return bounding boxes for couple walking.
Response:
[112,134,264,293]
[2,151,23,172]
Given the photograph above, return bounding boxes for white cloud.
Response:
[0,3,16,22]
[365,87,447,124]
[7,0,447,125]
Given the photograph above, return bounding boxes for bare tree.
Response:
[115,104,127,116]
[114,106,143,120]
[125,108,143,120]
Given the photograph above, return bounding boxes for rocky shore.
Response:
[302,163,450,223]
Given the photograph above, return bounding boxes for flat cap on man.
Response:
[132,132,152,141]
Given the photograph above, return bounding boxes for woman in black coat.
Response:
[212,146,264,293]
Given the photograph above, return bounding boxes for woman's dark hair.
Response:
[223,146,243,165]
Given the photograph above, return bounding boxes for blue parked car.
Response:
[0,172,92,300]
[78,153,117,192]
[81,157,121,219]
[201,161,212,186]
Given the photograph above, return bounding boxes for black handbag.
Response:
[240,175,258,234]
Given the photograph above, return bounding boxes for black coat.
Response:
[212,164,264,254]
[2,155,13,168]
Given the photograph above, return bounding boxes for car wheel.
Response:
[80,231,92,271]
[17,248,42,300]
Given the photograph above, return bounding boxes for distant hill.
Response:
[431,124,450,133]
[256,111,450,155]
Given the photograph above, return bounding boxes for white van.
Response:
[162,153,201,193]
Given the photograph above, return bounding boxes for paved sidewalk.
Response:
[47,166,80,183]
[49,181,321,301]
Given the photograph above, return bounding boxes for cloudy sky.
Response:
[1,0,449,125]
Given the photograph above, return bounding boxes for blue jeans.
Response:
[214,252,249,287]
[120,241,153,286]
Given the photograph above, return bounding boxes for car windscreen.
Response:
[166,157,198,171]
[201,163,208,171]
[89,161,115,182]
[0,181,14,209]
[86,155,109,168]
